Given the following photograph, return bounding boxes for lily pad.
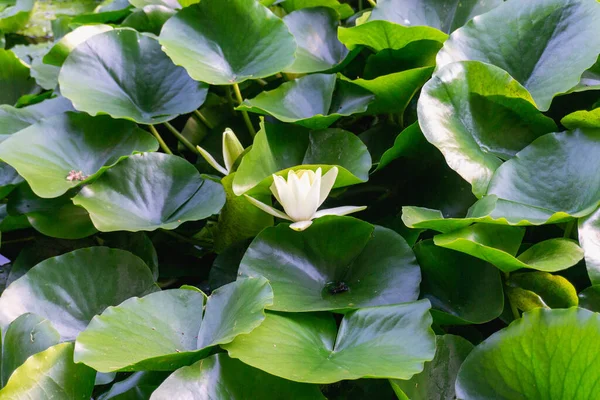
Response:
[436,0,600,111]
[7,184,97,239]
[578,206,600,284]
[0,49,38,106]
[159,0,296,85]
[390,335,474,400]
[579,285,600,313]
[1,313,60,386]
[561,107,600,130]
[43,24,113,67]
[456,308,600,399]
[232,121,371,195]
[417,61,557,197]
[0,95,74,139]
[151,353,325,400]
[223,300,436,383]
[279,0,353,19]
[341,67,433,114]
[506,272,578,310]
[0,343,95,400]
[59,28,208,124]
[239,216,420,312]
[368,0,502,33]
[283,7,348,73]
[0,247,158,341]
[434,224,584,273]
[128,0,180,10]
[414,240,504,325]
[121,5,175,35]
[73,152,226,232]
[0,0,34,33]
[237,74,374,129]
[486,128,600,219]
[74,278,273,372]
[0,112,158,198]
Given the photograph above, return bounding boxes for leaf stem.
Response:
[193,110,214,130]
[254,78,268,86]
[563,220,576,239]
[160,228,213,247]
[504,272,521,320]
[225,86,236,115]
[149,125,173,155]
[163,122,199,155]
[367,0,376,6]
[232,83,257,137]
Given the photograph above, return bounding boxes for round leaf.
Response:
[414,240,504,325]
[59,28,208,124]
[561,108,600,130]
[0,95,74,139]
[282,7,348,74]
[121,5,175,36]
[223,300,436,384]
[232,121,371,195]
[0,247,158,341]
[239,216,421,312]
[456,308,600,399]
[436,0,600,111]
[0,0,34,33]
[0,343,95,400]
[0,49,38,106]
[237,74,374,129]
[0,112,158,198]
[279,0,353,19]
[159,0,296,85]
[43,24,113,67]
[368,0,502,33]
[507,272,578,309]
[418,61,557,197]
[150,353,325,400]
[73,152,226,232]
[579,285,600,313]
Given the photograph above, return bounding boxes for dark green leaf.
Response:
[121,5,175,36]
[0,49,38,106]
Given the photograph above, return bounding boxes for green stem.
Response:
[160,229,213,247]
[504,272,521,320]
[358,0,363,10]
[193,110,214,130]
[564,220,576,239]
[367,0,376,6]
[163,122,199,155]
[1,236,35,245]
[225,86,236,115]
[232,83,257,137]
[254,78,268,86]
[149,125,173,155]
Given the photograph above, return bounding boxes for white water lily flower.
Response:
[244,167,367,231]
[197,128,244,175]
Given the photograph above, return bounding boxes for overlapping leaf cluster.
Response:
[0,0,600,398]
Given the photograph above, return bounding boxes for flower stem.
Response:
[193,109,214,130]
[149,125,173,155]
[232,83,257,137]
[163,122,199,155]
[367,0,376,6]
[225,86,236,115]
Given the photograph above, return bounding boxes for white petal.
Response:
[271,174,296,215]
[313,205,367,219]
[197,145,228,175]
[289,220,313,231]
[287,171,318,221]
[222,128,244,172]
[244,195,292,221]
[318,167,338,207]
[301,169,322,218]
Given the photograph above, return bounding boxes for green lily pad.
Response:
[579,206,600,284]
[0,163,22,200]
[0,247,158,341]
[376,122,423,171]
[121,5,175,36]
[390,335,474,400]
[239,216,420,312]
[436,0,600,111]
[368,0,502,33]
[434,224,584,273]
[561,108,600,130]
[506,272,578,310]
[486,128,600,218]
[74,278,272,372]
[237,74,374,129]
[414,240,504,325]
[159,0,296,85]
[456,308,600,399]
[232,121,371,195]
[0,96,73,139]
[73,152,226,232]
[0,49,38,106]
[282,8,348,73]
[128,0,180,10]
[1,313,60,387]
[59,28,208,124]
[96,371,170,400]
[341,67,433,114]
[338,20,448,53]
[0,0,34,33]
[151,353,325,400]
[0,343,95,400]
[7,184,97,239]
[43,24,113,67]
[279,0,353,19]
[578,285,600,313]
[223,300,435,383]
[0,112,158,199]
[418,61,557,197]
[569,56,600,93]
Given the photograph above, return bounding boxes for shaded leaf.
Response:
[0,49,38,106]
